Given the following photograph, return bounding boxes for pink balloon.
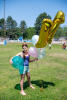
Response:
[29,47,38,58]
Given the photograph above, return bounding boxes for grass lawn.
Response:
[0,43,67,100]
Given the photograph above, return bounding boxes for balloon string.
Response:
[35,60,39,72]
[35,61,39,67]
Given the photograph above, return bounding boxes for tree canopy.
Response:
[35,12,51,35]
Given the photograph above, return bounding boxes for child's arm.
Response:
[9,52,22,64]
[29,57,38,62]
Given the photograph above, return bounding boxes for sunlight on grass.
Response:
[0,43,67,100]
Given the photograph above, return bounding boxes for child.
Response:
[10,43,38,95]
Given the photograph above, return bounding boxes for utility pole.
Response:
[4,0,6,37]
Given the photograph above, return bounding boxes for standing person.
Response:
[62,42,66,49]
[10,43,38,95]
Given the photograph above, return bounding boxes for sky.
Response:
[0,0,67,27]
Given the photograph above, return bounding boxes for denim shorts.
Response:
[19,66,29,74]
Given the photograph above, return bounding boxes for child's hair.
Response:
[22,43,28,59]
[22,43,28,48]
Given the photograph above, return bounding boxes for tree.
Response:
[63,26,67,36]
[26,27,36,39]
[11,20,17,29]
[0,18,5,29]
[23,27,36,39]
[54,26,67,39]
[6,16,17,29]
[54,27,63,39]
[0,29,4,36]
[35,12,51,35]
[0,18,6,36]
[20,20,27,34]
[6,16,17,39]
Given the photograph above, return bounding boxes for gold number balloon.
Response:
[35,19,53,48]
[47,11,65,44]
[35,11,65,48]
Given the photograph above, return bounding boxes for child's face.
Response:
[23,46,28,52]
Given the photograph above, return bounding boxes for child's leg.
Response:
[26,72,31,85]
[20,74,26,95]
[26,72,35,89]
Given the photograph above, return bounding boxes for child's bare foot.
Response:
[30,85,35,89]
[20,91,26,95]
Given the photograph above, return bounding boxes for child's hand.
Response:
[35,58,38,61]
[9,60,13,64]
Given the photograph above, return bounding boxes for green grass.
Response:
[0,43,67,100]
